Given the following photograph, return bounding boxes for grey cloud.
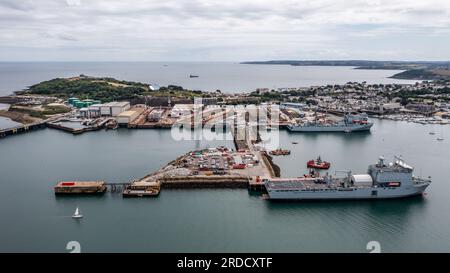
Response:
[0,0,450,61]
[0,0,35,11]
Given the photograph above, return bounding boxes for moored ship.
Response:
[264,156,431,200]
[287,113,373,132]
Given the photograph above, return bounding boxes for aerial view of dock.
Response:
[0,75,445,201]
[2,0,450,260]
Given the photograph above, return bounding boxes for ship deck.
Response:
[265,178,343,191]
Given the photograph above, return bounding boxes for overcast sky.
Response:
[1,0,450,61]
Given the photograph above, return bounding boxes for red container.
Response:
[233,164,246,169]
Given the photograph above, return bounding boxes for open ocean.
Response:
[0,62,417,96]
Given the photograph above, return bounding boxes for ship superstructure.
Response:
[287,113,373,132]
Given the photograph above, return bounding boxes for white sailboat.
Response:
[72,207,83,219]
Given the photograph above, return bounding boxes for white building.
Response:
[100,102,131,116]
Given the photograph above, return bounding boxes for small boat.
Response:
[292,141,298,144]
[72,207,83,219]
[189,75,199,78]
[437,137,444,141]
[429,132,435,135]
[106,120,118,130]
[307,156,331,169]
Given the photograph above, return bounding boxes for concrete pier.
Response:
[160,175,250,189]
[54,181,107,194]
[46,120,105,135]
[0,122,46,139]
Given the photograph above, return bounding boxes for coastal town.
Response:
[1,76,449,135]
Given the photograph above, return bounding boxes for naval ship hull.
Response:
[287,123,373,132]
[266,183,429,200]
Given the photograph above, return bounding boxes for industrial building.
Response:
[100,102,131,116]
[79,104,102,118]
[117,110,139,125]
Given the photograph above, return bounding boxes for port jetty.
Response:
[54,125,279,197]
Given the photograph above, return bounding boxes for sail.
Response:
[74,207,79,215]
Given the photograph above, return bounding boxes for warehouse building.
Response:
[100,102,131,116]
[117,110,139,125]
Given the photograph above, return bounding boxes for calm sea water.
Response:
[0,103,20,130]
[0,62,417,96]
[0,122,449,253]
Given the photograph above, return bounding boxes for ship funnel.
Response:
[378,156,385,166]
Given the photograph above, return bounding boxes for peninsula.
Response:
[19,75,212,102]
[241,60,450,80]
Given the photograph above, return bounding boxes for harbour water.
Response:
[0,62,417,96]
[0,103,20,130]
[0,121,449,252]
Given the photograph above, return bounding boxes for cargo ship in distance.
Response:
[287,113,373,132]
[264,156,431,200]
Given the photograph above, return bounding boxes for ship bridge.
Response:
[368,156,414,186]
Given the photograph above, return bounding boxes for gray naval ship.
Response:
[287,113,373,132]
[264,156,431,200]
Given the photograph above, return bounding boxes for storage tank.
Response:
[71,99,80,106]
[75,101,86,108]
